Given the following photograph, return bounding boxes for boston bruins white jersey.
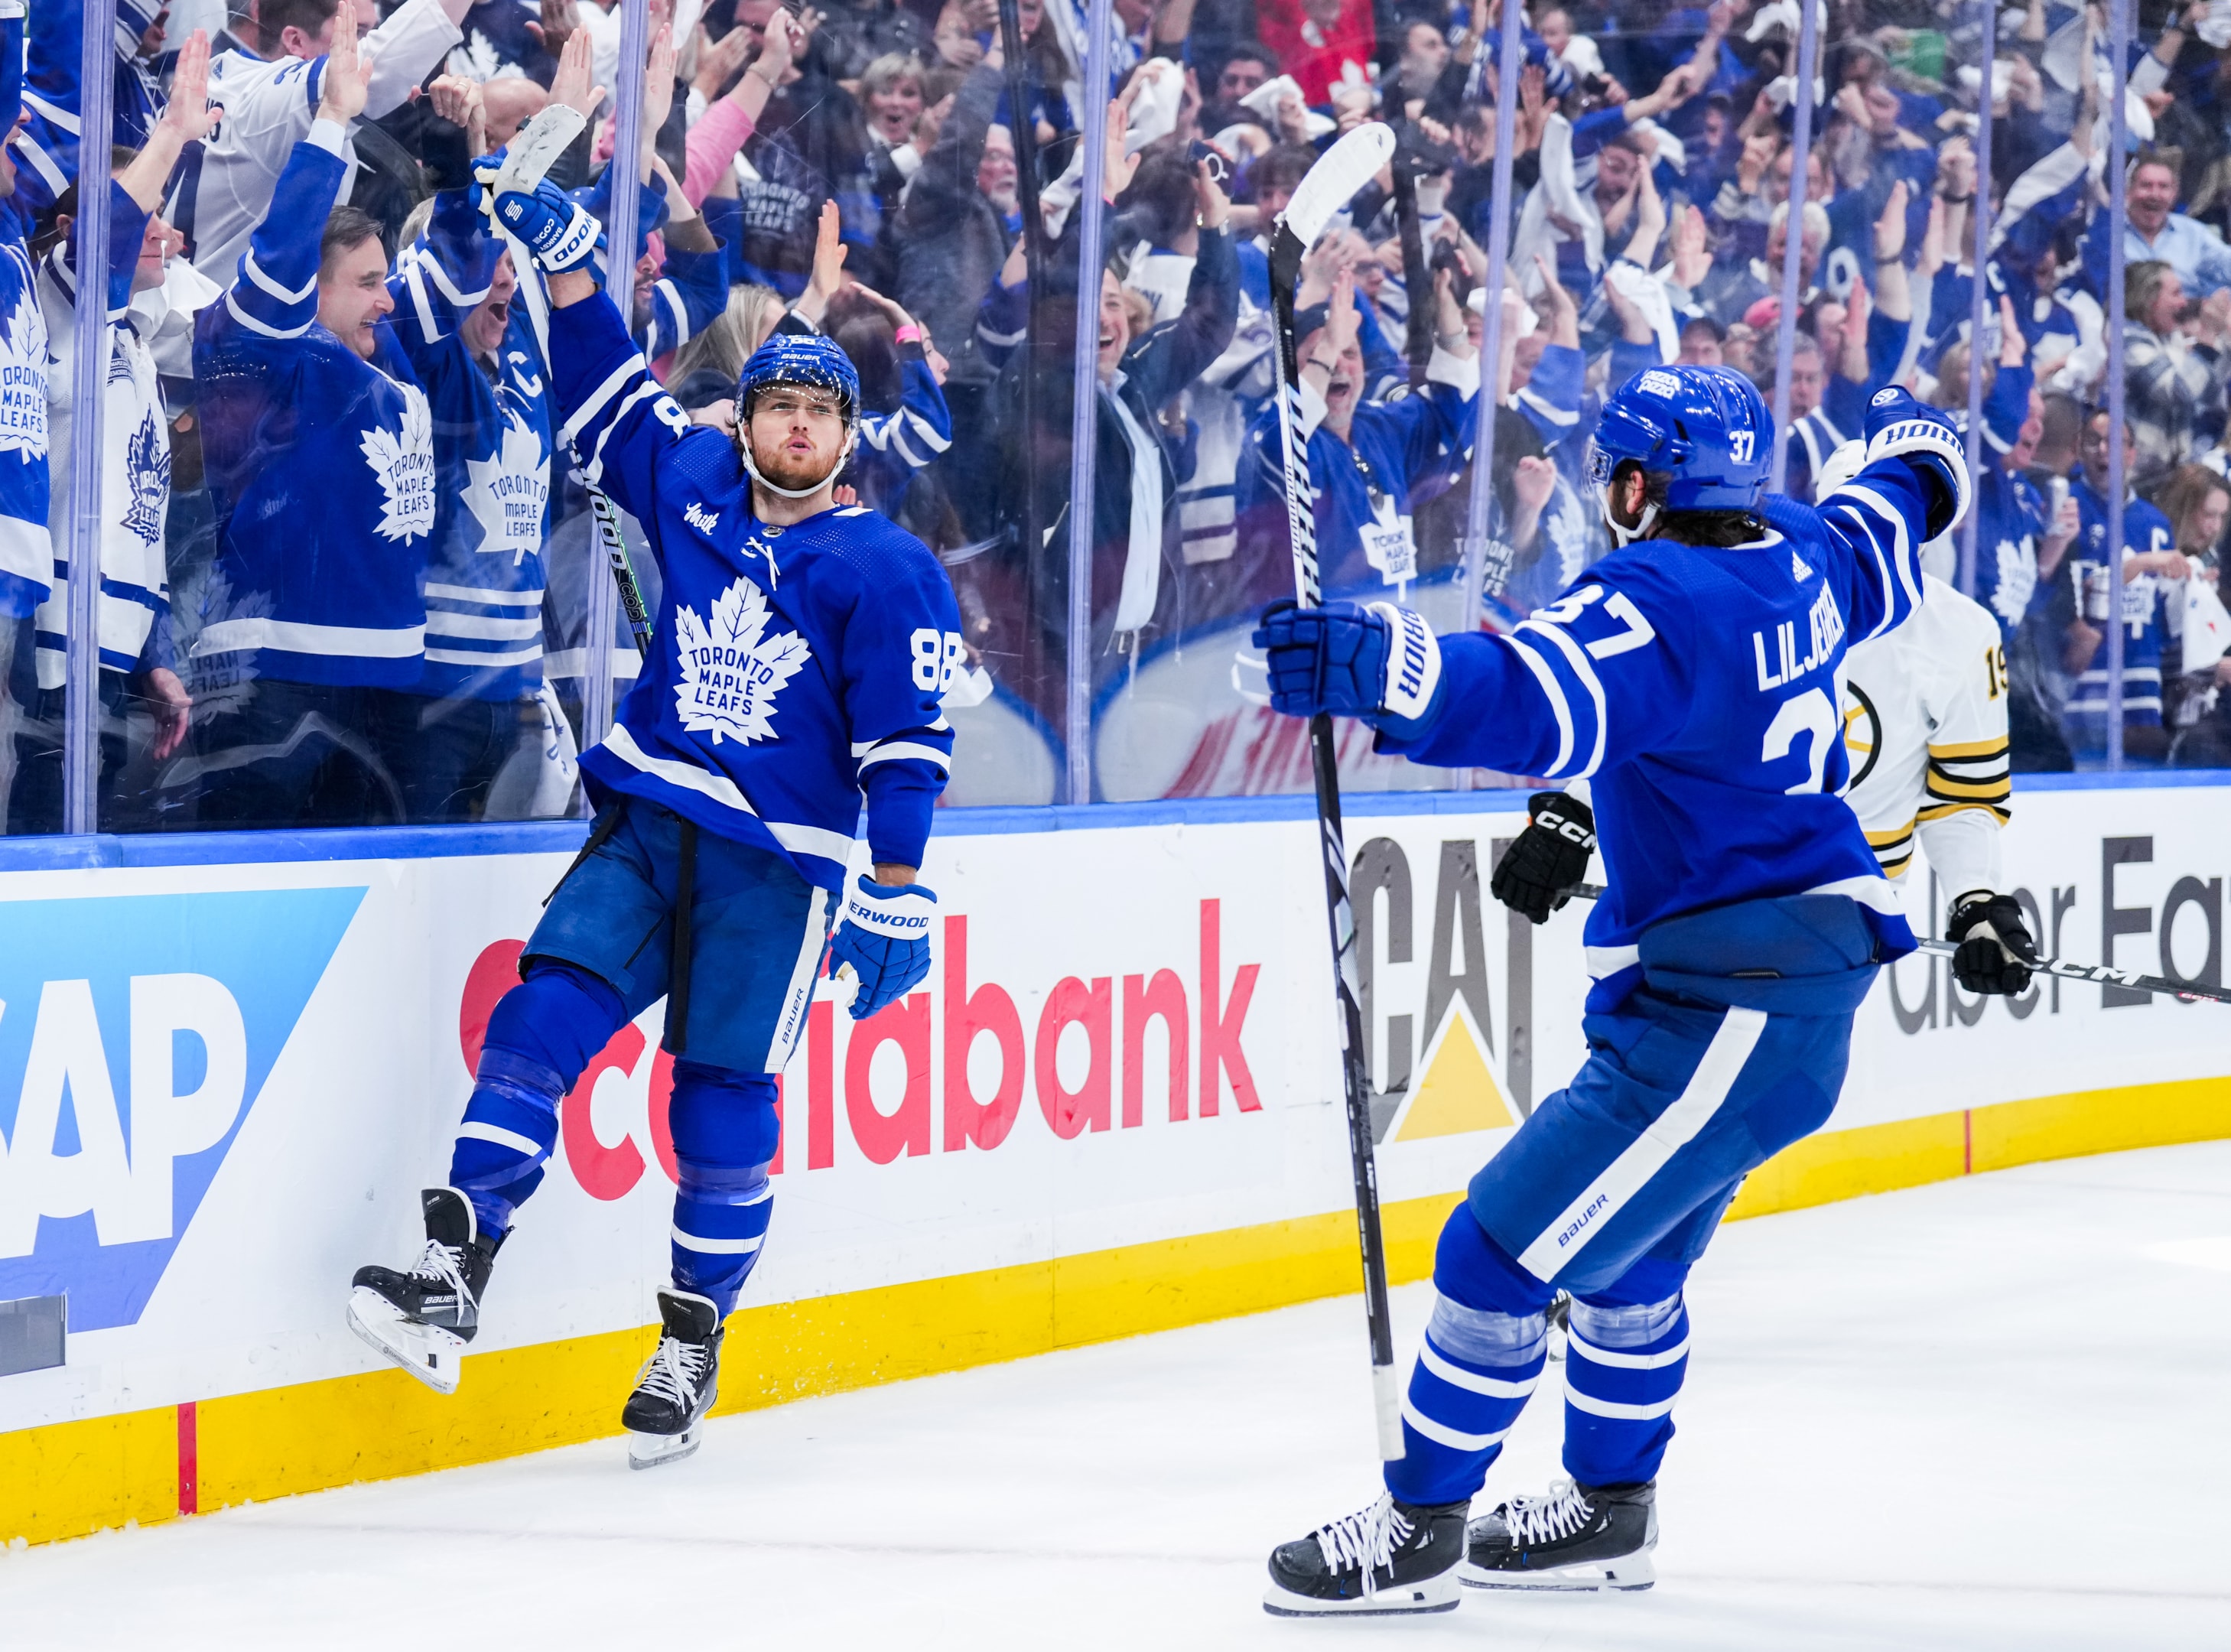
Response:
[1839,574,2011,901]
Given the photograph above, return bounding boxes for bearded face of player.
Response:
[742,384,852,494]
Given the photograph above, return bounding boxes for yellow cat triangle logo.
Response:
[1392,1003,1516,1142]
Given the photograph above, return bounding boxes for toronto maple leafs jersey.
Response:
[387,191,554,701]
[1240,343,1480,597]
[32,181,171,686]
[2067,466,2177,741]
[1379,460,1941,1004]
[0,216,50,622]
[177,0,464,281]
[549,290,961,889]
[1838,573,2010,905]
[193,130,437,688]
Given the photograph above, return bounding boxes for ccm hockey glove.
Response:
[1946,892,2037,997]
[1490,791,1597,925]
[1253,600,1443,730]
[827,873,938,1021]
[1862,385,1969,541]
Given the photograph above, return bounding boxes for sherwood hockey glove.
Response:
[1491,791,1597,925]
[482,174,604,275]
[827,874,938,1021]
[1862,386,1969,541]
[1946,892,2037,997]
[1253,600,1443,730]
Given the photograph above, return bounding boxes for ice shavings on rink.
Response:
[5,1142,2230,1652]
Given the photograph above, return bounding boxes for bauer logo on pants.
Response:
[0,887,366,1331]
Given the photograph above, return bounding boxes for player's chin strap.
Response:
[1601,483,1660,548]
[737,426,858,500]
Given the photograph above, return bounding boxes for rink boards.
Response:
[4,776,2229,1545]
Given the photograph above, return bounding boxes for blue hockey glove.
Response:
[1252,600,1443,730]
[1862,386,1969,540]
[827,874,938,1021]
[484,176,605,275]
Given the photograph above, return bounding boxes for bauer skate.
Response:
[623,1289,724,1469]
[1262,1493,1466,1616]
[1459,1478,1657,1592]
[346,1187,500,1395]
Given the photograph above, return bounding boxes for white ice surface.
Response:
[8,1143,2231,1650]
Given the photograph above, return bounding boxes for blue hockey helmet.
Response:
[736,330,860,426]
[1587,364,1772,513]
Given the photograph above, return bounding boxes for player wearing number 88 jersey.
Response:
[348,287,963,1468]
[1256,367,1965,1611]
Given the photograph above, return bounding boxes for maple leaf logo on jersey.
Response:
[673,575,811,745]
[465,407,549,564]
[0,294,50,462]
[362,386,437,543]
[1992,538,2037,625]
[121,411,168,547]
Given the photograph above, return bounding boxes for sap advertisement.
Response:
[1,783,2226,1433]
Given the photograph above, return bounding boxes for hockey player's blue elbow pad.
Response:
[1862,386,1969,539]
[828,874,938,1021]
[1252,600,1443,731]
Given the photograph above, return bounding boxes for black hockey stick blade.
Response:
[1558,882,2231,1004]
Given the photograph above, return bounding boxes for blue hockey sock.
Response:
[666,1059,782,1317]
[447,961,630,1234]
[1562,1292,1690,1487]
[1384,1205,1553,1507]
[1384,1295,1549,1507]
[447,1046,567,1234]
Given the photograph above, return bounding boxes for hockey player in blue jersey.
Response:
[347,133,964,1469]
[1251,364,1968,1614]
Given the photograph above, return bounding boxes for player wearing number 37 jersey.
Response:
[1253,368,1966,1614]
[347,173,963,1469]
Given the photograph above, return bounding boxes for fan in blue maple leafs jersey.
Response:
[1253,366,1967,1615]
[0,4,53,652]
[346,171,963,1471]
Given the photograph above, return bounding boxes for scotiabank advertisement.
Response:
[0,782,2226,1434]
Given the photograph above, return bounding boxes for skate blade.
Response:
[1261,1576,1460,1617]
[626,1424,704,1470]
[1458,1549,1655,1592]
[347,1287,467,1396]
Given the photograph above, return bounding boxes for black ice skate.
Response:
[1459,1478,1657,1592]
[622,1289,724,1469]
[1262,1493,1467,1616]
[346,1188,500,1396]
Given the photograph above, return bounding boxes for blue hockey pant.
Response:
[447,800,834,1315]
[1384,984,1861,1507]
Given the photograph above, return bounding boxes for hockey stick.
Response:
[1267,121,1407,1463]
[1556,882,2231,1004]
[485,104,657,661]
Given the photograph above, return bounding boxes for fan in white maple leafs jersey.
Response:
[551,275,961,893]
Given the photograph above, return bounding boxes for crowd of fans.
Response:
[5,0,2231,829]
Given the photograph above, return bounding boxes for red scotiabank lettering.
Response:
[845,993,932,1163]
[945,915,1024,1150]
[457,896,1264,1182]
[1036,977,1111,1138]
[1198,899,1262,1114]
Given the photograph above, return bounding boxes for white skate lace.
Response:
[408,1241,474,1307]
[637,1335,709,1412]
[1499,1479,1593,1546]
[1312,1494,1413,1595]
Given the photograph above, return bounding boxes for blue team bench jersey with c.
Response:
[1381,457,1941,999]
[548,293,961,891]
